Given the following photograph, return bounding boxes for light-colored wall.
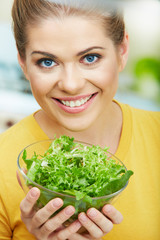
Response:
[1,0,159,23]
[0,0,13,22]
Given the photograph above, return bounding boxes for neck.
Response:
[34,101,122,154]
[65,101,122,153]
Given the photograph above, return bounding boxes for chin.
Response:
[62,120,91,133]
[64,125,88,133]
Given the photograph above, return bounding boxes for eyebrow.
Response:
[77,46,105,56]
[31,51,57,59]
[31,46,105,58]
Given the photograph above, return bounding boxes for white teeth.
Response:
[60,95,92,107]
[75,100,81,107]
[70,101,75,107]
[81,99,85,104]
[66,101,70,106]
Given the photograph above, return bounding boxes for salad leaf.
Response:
[23,136,133,201]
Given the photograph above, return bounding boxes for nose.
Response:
[58,64,85,94]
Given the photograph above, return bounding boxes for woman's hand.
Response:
[73,204,123,239]
[20,187,123,240]
[20,187,82,240]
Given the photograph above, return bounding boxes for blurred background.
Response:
[0,0,160,133]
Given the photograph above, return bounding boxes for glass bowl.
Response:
[17,139,130,224]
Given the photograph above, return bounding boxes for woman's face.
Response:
[19,16,128,131]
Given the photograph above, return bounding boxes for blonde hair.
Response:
[12,0,125,58]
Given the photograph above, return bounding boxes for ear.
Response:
[118,32,129,72]
[17,53,29,80]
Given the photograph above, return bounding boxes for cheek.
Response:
[28,72,54,96]
[87,62,119,89]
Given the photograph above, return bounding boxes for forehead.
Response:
[26,16,110,53]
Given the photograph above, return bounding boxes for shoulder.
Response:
[0,110,48,163]
[119,103,160,145]
[117,102,160,162]
[0,112,45,173]
[131,106,160,130]
[0,114,34,143]
[0,112,43,162]
[0,110,47,144]
[130,105,160,119]
[119,102,160,126]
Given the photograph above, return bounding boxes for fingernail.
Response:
[88,208,97,218]
[52,198,63,208]
[65,206,75,215]
[30,188,39,198]
[104,204,112,214]
[79,213,87,222]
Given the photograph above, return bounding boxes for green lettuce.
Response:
[23,135,133,202]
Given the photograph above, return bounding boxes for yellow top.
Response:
[0,102,160,240]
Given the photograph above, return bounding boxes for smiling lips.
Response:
[52,93,97,114]
[61,95,92,107]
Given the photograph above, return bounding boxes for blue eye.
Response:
[82,54,100,65]
[38,58,56,68]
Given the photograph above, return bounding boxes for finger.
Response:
[70,232,102,240]
[32,198,63,228]
[69,233,101,240]
[68,232,89,240]
[102,204,123,224]
[87,208,113,234]
[83,235,102,240]
[20,187,40,219]
[52,220,82,240]
[40,205,75,236]
[78,212,103,239]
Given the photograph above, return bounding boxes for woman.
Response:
[0,0,159,239]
